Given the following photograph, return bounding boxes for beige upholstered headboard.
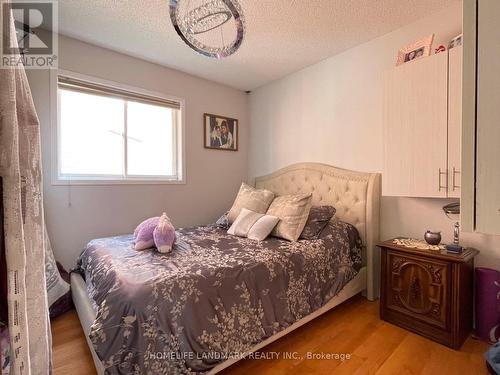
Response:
[255,163,381,300]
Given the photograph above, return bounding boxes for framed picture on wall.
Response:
[448,34,462,49]
[396,34,434,66]
[204,113,238,151]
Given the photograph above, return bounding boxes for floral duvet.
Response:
[75,220,362,374]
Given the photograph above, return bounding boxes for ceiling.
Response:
[57,0,459,91]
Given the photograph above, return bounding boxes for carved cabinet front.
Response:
[379,241,478,349]
[386,252,450,329]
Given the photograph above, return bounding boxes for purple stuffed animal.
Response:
[134,216,160,250]
[134,214,176,253]
[153,213,176,253]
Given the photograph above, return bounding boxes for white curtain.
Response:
[0,4,52,375]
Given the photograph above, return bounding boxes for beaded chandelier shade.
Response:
[169,0,245,59]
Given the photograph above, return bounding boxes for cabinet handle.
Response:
[452,167,460,191]
[438,168,448,192]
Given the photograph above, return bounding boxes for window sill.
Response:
[52,177,186,186]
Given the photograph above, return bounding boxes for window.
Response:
[56,75,183,183]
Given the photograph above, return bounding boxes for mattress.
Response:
[74,220,362,374]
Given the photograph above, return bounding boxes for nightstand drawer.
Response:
[385,251,450,329]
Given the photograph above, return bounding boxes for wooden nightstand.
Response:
[378,239,479,349]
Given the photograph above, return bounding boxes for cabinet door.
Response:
[447,46,462,198]
[386,251,450,329]
[383,52,449,197]
[476,0,500,234]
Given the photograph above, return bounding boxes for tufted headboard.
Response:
[255,163,381,300]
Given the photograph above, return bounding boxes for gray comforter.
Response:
[75,220,362,374]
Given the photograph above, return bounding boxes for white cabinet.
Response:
[383,50,462,198]
[448,46,463,199]
[462,0,500,234]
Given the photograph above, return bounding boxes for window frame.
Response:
[51,70,186,185]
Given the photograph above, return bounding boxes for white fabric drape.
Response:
[0,4,52,375]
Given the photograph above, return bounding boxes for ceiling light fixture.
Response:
[169,0,245,59]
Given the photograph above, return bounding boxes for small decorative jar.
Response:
[424,230,442,245]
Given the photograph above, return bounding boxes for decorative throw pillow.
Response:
[134,216,160,250]
[215,212,230,229]
[267,193,313,241]
[228,208,279,241]
[153,213,176,254]
[300,205,336,240]
[227,182,275,224]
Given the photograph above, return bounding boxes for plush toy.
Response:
[153,213,176,254]
[133,216,160,250]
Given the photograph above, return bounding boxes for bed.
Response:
[71,162,381,374]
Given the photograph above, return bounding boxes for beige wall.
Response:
[248,2,500,270]
[27,35,249,269]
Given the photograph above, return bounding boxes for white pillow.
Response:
[227,182,275,223]
[228,208,279,241]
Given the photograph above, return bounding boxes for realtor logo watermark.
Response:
[1,0,58,69]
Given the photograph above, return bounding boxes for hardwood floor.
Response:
[51,295,490,375]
